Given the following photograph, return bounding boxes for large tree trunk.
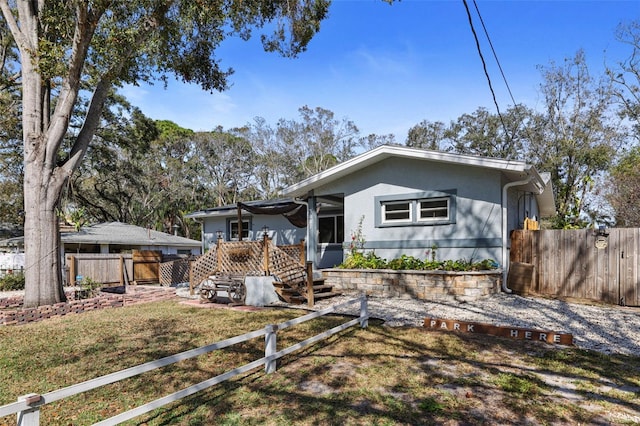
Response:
[22,167,66,307]
[21,115,68,306]
[17,4,67,307]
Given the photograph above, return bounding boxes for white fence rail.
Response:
[0,295,369,426]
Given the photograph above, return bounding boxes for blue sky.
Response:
[120,0,640,142]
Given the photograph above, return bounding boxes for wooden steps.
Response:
[272,277,341,304]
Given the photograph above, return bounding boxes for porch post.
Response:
[306,195,318,267]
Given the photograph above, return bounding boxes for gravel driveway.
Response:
[307,291,640,356]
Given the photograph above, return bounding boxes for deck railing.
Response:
[0,295,368,426]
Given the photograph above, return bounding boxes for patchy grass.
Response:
[0,300,639,425]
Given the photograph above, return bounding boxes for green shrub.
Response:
[0,272,26,291]
[387,255,423,270]
[340,251,386,269]
[75,277,102,299]
[339,253,498,272]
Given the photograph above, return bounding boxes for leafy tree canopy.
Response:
[0,0,331,307]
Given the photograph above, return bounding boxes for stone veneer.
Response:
[322,268,502,302]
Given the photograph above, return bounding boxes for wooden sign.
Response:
[595,236,608,249]
[424,317,574,346]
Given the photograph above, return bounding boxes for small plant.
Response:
[348,215,366,255]
[341,216,372,268]
[430,243,438,261]
[340,251,386,269]
[387,255,424,270]
[75,276,102,299]
[0,272,25,291]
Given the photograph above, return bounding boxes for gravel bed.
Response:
[306,291,640,356]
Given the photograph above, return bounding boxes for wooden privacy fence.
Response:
[66,254,133,286]
[66,250,165,286]
[509,229,640,306]
[0,296,369,426]
[66,250,162,285]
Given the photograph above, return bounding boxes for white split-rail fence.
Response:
[0,295,369,426]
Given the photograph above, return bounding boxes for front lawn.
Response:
[0,300,638,425]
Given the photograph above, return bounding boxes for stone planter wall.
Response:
[322,268,502,302]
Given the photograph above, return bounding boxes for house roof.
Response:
[0,222,22,238]
[61,222,201,247]
[0,222,201,248]
[282,145,556,217]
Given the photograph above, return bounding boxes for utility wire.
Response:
[472,0,536,146]
[461,0,510,140]
[471,0,519,111]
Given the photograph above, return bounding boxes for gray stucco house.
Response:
[188,145,555,275]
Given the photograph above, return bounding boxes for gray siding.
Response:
[310,157,533,264]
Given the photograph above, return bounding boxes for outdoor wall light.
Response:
[261,225,269,238]
[597,225,609,238]
[216,230,224,240]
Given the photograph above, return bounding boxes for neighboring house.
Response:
[188,145,555,275]
[0,252,24,276]
[0,222,202,256]
[60,222,202,256]
[0,222,22,244]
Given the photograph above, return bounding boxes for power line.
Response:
[461,0,510,139]
[471,0,519,110]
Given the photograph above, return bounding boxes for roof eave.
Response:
[283,145,533,197]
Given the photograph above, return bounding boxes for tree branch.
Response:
[45,2,97,171]
[0,0,30,52]
[58,7,162,177]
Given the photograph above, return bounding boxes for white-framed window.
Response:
[229,220,250,240]
[418,198,449,222]
[381,201,412,223]
[375,190,457,227]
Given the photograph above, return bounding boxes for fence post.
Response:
[216,239,223,269]
[263,235,270,276]
[16,394,41,426]
[306,261,315,308]
[299,239,305,266]
[119,255,124,286]
[265,324,278,374]
[69,256,76,287]
[359,295,368,328]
